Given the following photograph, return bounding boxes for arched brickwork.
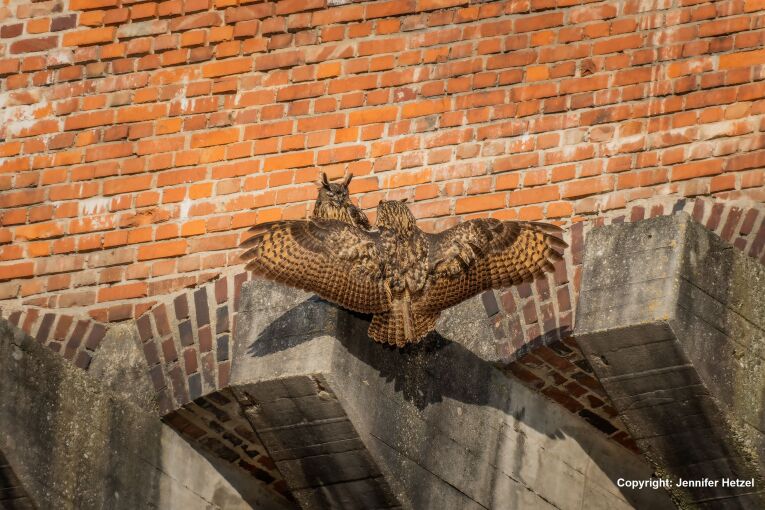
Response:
[2,306,106,368]
[132,270,249,413]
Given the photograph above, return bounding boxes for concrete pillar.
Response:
[0,320,291,510]
[575,213,765,509]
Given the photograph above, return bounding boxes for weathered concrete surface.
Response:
[233,279,675,510]
[88,323,158,414]
[575,213,765,509]
[0,320,290,510]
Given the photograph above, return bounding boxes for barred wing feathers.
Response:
[417,220,567,314]
[240,219,388,314]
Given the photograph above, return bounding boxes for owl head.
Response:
[316,172,352,206]
[376,198,415,232]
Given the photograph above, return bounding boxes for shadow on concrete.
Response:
[248,297,677,509]
[515,324,573,357]
[246,295,675,509]
[250,297,559,435]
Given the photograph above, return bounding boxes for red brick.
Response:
[593,34,643,55]
[202,57,252,78]
[455,193,505,213]
[401,98,451,118]
[365,0,414,19]
[116,104,167,123]
[671,160,723,181]
[515,12,564,33]
[562,176,614,199]
[0,262,34,282]
[255,50,301,71]
[98,282,148,302]
[63,27,116,46]
[131,2,158,19]
[263,151,314,171]
[64,111,114,130]
[348,106,398,126]
[14,222,65,241]
[138,240,187,260]
[191,128,240,148]
[27,18,51,34]
[509,186,560,206]
[103,175,153,196]
[70,0,117,8]
[169,12,222,32]
[10,37,58,54]
[0,59,20,77]
[699,17,750,37]
[719,48,765,69]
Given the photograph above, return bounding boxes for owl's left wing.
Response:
[416,219,566,314]
[240,219,389,313]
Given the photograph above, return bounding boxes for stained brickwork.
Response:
[2,306,106,368]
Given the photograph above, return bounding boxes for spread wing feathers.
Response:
[417,220,567,314]
[428,219,505,276]
[240,219,389,313]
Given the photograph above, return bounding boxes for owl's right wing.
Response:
[417,219,567,314]
[240,219,389,313]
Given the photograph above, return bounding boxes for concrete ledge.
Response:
[232,279,675,510]
[575,213,765,508]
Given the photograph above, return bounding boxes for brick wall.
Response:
[2,0,764,321]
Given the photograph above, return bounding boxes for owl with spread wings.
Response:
[240,198,566,347]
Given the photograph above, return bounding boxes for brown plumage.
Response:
[240,199,566,347]
[312,172,371,230]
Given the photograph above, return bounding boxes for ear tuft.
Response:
[319,172,330,187]
[342,171,352,187]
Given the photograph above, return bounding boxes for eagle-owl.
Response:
[312,172,371,230]
[241,199,566,347]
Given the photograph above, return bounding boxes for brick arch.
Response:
[482,195,765,449]
[0,270,291,501]
[132,270,250,414]
[2,306,107,369]
[7,195,764,447]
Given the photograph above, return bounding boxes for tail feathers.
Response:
[368,306,438,347]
